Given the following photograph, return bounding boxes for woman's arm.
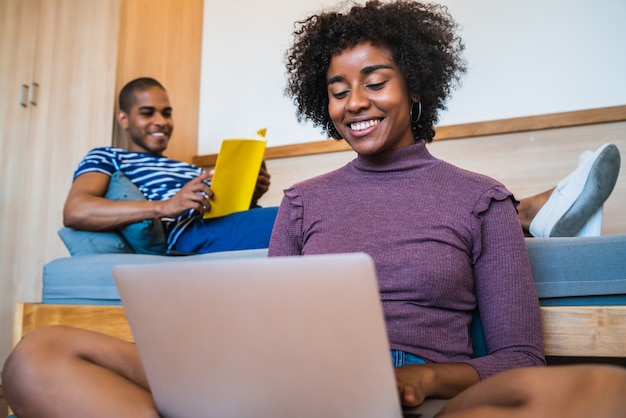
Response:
[395,197,545,407]
[268,187,304,256]
[465,197,545,378]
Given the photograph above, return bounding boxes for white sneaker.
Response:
[529,143,621,237]
[575,206,603,237]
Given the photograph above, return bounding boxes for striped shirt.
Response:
[74,147,205,251]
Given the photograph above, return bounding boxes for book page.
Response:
[203,139,266,219]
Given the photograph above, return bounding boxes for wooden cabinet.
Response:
[0,0,40,282]
[0,0,203,368]
[0,0,122,363]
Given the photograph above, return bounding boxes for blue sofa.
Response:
[47,170,626,306]
[44,233,626,306]
[43,247,269,305]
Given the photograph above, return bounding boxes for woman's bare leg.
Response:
[2,325,159,418]
[439,364,626,418]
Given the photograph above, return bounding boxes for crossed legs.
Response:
[438,364,626,418]
[2,326,157,418]
[6,329,626,418]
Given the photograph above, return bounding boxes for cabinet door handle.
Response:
[29,82,39,106]
[20,84,29,107]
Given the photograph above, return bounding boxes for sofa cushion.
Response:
[526,235,626,301]
[58,171,168,256]
[44,235,626,308]
[58,227,134,256]
[105,171,167,255]
[42,249,269,304]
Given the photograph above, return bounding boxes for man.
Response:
[63,77,278,254]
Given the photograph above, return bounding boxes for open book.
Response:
[203,138,267,219]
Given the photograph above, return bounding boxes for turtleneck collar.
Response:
[349,140,439,173]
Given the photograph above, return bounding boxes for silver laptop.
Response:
[113,253,445,418]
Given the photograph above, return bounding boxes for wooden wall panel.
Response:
[114,0,204,164]
[255,121,626,236]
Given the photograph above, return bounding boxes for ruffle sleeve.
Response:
[268,185,305,256]
[470,184,518,264]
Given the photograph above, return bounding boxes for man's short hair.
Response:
[118,77,166,113]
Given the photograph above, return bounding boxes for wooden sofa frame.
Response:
[13,302,626,357]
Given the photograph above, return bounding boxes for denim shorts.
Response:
[390,350,427,367]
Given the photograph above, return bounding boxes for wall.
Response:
[197,0,626,154]
[256,121,626,235]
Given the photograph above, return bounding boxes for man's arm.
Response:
[63,171,213,231]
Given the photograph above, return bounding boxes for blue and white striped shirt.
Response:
[74,147,205,251]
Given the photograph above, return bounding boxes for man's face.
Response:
[118,86,173,155]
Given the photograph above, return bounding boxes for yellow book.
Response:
[203,138,267,219]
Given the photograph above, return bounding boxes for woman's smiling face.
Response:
[326,42,416,156]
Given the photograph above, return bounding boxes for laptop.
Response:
[113,253,446,418]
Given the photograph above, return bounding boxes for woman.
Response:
[270,0,544,407]
[0,1,547,416]
[5,2,626,417]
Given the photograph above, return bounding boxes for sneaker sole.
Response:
[550,144,621,237]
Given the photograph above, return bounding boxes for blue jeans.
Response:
[391,350,427,367]
[175,206,278,254]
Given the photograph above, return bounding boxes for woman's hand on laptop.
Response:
[395,363,480,407]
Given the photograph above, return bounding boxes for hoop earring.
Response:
[326,120,341,139]
[410,101,422,123]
